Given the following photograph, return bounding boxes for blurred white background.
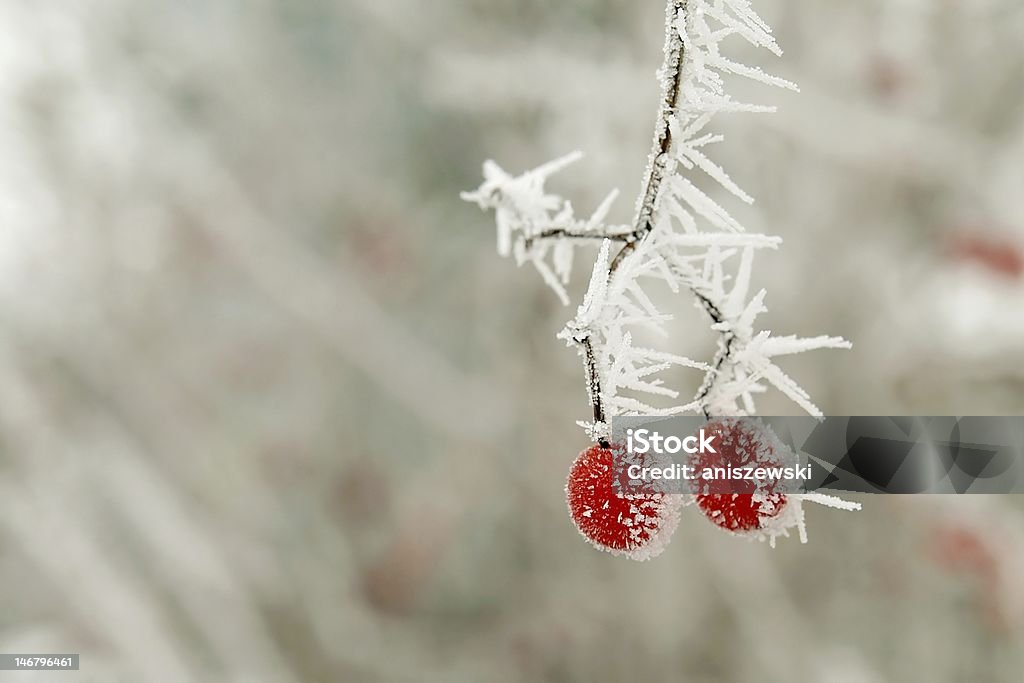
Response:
[1,1,1024,681]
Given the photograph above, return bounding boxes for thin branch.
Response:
[695,333,735,418]
[583,0,736,432]
[524,227,633,251]
[581,337,610,446]
[467,0,839,434]
[609,0,689,276]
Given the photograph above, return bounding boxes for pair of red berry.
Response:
[566,418,790,559]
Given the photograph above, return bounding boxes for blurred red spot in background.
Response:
[946,233,1024,279]
[930,523,1010,631]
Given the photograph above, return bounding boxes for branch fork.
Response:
[463,0,850,437]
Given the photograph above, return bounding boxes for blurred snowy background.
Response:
[2,0,1024,681]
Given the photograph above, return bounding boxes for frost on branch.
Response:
[464,0,848,421]
[461,152,626,306]
[463,0,857,544]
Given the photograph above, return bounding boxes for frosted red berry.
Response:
[688,418,789,534]
[566,443,681,560]
[696,488,787,532]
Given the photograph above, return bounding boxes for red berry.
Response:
[688,418,790,534]
[696,490,787,533]
[566,443,681,560]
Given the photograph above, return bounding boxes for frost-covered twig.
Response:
[463,0,851,437]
